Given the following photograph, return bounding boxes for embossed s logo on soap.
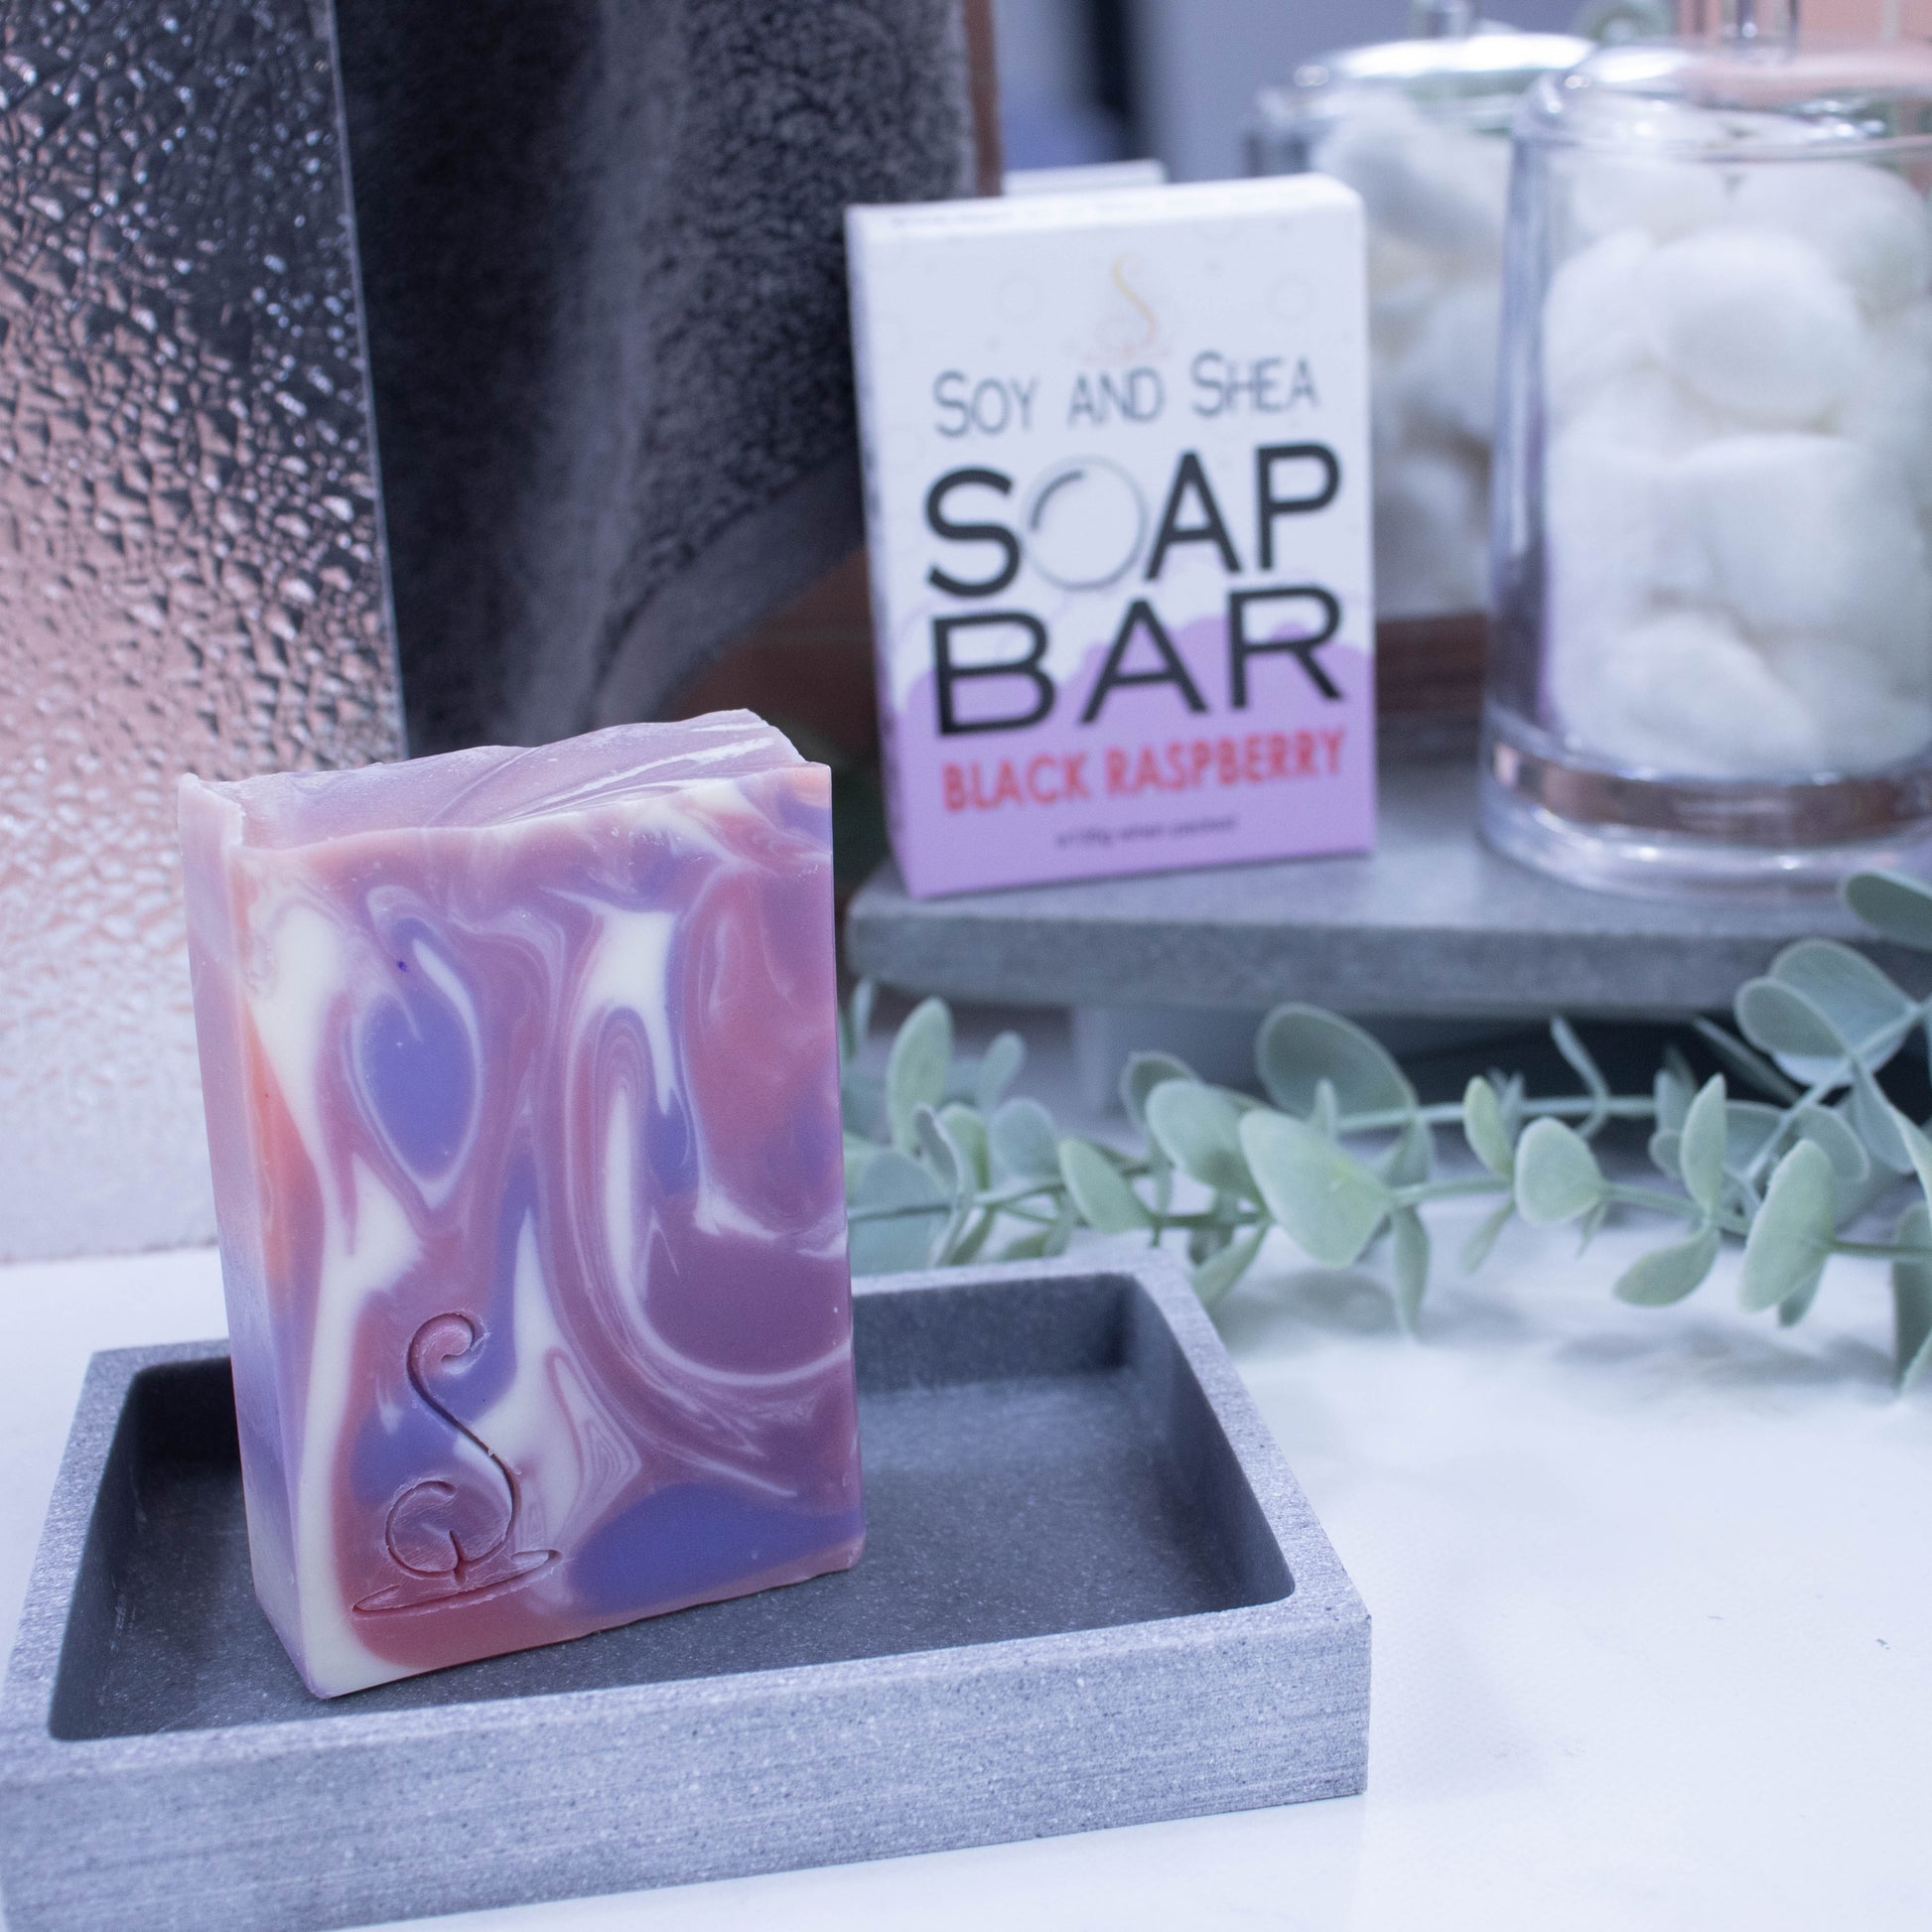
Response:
[352,1313,557,1615]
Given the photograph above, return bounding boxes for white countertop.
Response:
[3,1193,1926,1932]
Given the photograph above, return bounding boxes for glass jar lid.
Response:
[1292,29,1596,113]
[1255,3,1615,142]
[1520,13,1932,155]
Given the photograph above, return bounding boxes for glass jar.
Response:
[1484,4,1932,892]
[1249,5,1601,631]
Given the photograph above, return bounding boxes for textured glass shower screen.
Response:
[0,1,404,1261]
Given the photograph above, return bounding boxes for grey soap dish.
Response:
[0,1255,1369,1932]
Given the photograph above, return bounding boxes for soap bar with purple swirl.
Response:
[179,713,861,1698]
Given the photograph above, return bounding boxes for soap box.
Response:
[847,175,1374,899]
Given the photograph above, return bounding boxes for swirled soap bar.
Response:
[179,713,860,1698]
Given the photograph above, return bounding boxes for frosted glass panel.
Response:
[0,0,404,1261]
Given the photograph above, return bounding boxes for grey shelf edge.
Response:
[847,759,1932,1020]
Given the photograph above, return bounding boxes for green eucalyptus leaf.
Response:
[973,1031,1026,1113]
[1310,1078,1341,1143]
[849,1149,948,1275]
[1391,1206,1430,1331]
[954,1212,998,1266]
[841,978,877,1068]
[1192,1226,1266,1309]
[1495,1071,1528,1138]
[1835,1153,1899,1230]
[1513,1119,1605,1225]
[1462,1077,1515,1177]
[989,1096,1061,1184]
[939,1102,991,1189]
[1889,1105,1932,1208]
[1551,1018,1610,1130]
[1147,1161,1173,1219]
[1653,1062,1692,1135]
[1147,1080,1256,1197]
[841,1067,885,1145]
[1889,1201,1932,1390]
[1738,1140,1836,1313]
[1188,1198,1237,1266]
[1381,1112,1434,1188]
[1254,1005,1415,1120]
[1614,1225,1721,1307]
[1724,1099,1784,1176]
[1460,1198,1515,1273]
[914,1109,975,1266]
[1647,1128,1682,1178]
[1844,868,1932,950]
[1040,1192,1077,1257]
[844,1134,883,1191]
[1679,1075,1727,1218]
[913,1104,967,1201]
[1790,1103,1869,1190]
[1239,1109,1390,1268]
[1693,1019,1805,1104]
[1769,939,1914,1070]
[1852,1064,1914,1173]
[1734,977,1845,1075]
[1121,1050,1197,1129]
[1576,1198,1610,1254]
[886,998,952,1153]
[1058,1137,1153,1233]
[1777,1270,1824,1327]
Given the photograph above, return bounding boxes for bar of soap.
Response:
[180,712,861,1698]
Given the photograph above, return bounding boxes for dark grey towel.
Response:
[336,0,984,752]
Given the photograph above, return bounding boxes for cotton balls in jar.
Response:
[1542,145,1932,780]
[1314,92,1509,620]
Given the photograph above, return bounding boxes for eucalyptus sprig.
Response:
[841,866,1932,1393]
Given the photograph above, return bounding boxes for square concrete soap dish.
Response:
[0,1256,1368,1932]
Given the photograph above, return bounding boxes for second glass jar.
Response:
[1485,23,1932,891]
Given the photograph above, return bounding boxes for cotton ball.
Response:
[1374,445,1490,619]
[1394,278,1502,447]
[1678,432,1932,670]
[1544,428,1711,650]
[1368,229,1439,305]
[1562,364,1728,457]
[1544,229,1653,424]
[1758,633,1932,772]
[1316,93,1505,266]
[1637,228,1866,427]
[1568,152,1727,246]
[1835,297,1932,519]
[1438,128,1512,238]
[1730,161,1932,316]
[1368,238,1448,378]
[1549,609,1823,779]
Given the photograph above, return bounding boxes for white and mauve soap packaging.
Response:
[846,175,1374,898]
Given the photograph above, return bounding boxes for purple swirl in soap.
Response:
[181,714,861,1697]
